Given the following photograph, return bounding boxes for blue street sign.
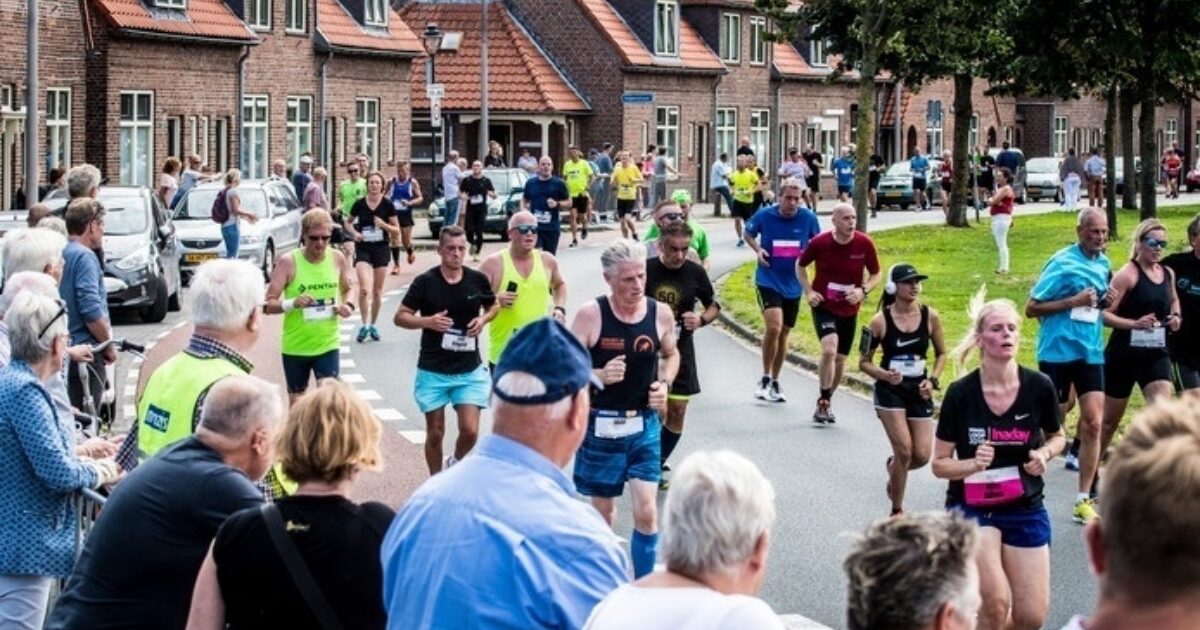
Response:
[621,92,655,105]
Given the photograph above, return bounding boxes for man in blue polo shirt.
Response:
[521,156,571,255]
[910,151,931,211]
[744,178,821,403]
[832,147,856,202]
[1025,207,1112,525]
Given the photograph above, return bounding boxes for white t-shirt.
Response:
[442,162,463,197]
[584,585,785,630]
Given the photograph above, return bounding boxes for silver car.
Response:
[1023,157,1063,203]
[173,178,303,282]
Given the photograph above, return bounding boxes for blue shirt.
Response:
[1030,243,1111,364]
[595,153,614,175]
[381,434,630,629]
[522,176,570,231]
[744,204,821,299]
[291,169,313,200]
[910,155,930,178]
[60,240,109,346]
[996,150,1021,172]
[833,157,856,186]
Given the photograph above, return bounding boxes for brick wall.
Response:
[777,78,859,197]
[1018,102,1054,157]
[323,55,413,188]
[896,78,1017,158]
[622,72,715,197]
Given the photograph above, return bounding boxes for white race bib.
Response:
[1069,306,1099,323]
[361,226,384,243]
[964,466,1024,507]
[440,328,477,352]
[594,410,645,439]
[469,194,484,204]
[302,302,335,321]
[535,210,551,224]
[889,357,927,378]
[392,200,407,211]
[1130,326,1166,348]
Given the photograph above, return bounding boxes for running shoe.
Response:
[582,227,589,240]
[1064,451,1079,471]
[569,240,578,248]
[390,265,400,276]
[407,250,416,265]
[368,325,381,342]
[1073,497,1100,524]
[812,399,830,424]
[356,325,369,343]
[443,455,457,470]
[471,253,480,263]
[736,239,745,247]
[765,380,786,403]
[754,376,771,400]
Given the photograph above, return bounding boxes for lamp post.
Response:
[423,23,443,201]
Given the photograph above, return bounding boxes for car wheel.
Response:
[261,243,275,281]
[1016,189,1028,205]
[1188,184,1197,193]
[168,290,181,312]
[900,202,910,210]
[140,279,169,323]
[1054,189,1063,204]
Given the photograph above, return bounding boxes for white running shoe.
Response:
[765,380,786,403]
[754,376,770,400]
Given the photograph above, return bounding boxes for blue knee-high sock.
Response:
[630,529,659,579]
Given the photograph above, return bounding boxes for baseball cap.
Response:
[891,263,928,284]
[671,189,692,205]
[492,318,602,405]
[299,155,313,165]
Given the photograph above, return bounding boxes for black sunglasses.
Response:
[512,225,538,235]
[306,234,332,242]
[38,301,67,340]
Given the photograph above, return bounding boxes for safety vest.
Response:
[136,353,244,462]
[489,249,551,365]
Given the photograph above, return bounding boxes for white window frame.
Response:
[166,116,182,162]
[750,109,770,162]
[749,16,767,66]
[654,1,680,57]
[185,115,197,157]
[1053,116,1068,156]
[338,118,347,164]
[805,126,818,152]
[364,0,387,27]
[285,0,306,33]
[199,117,210,166]
[1166,118,1178,148]
[155,0,186,9]
[388,118,396,164]
[0,85,12,111]
[968,114,979,151]
[819,119,839,167]
[356,99,379,169]
[687,122,696,160]
[719,13,740,63]
[46,88,72,171]
[119,91,154,186]
[926,101,944,155]
[716,108,737,160]
[247,0,270,30]
[215,117,229,172]
[810,36,829,68]
[241,95,269,179]
[656,106,680,163]
[286,96,313,169]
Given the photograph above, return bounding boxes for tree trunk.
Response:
[1103,84,1118,235]
[946,73,972,227]
[1119,87,1138,210]
[1138,85,1157,219]
[853,55,877,230]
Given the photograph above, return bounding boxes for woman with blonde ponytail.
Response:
[932,286,1066,630]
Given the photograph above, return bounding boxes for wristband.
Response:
[929,376,941,390]
[282,299,296,313]
[343,302,356,312]
[553,306,567,316]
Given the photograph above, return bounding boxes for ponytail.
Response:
[949,285,1021,377]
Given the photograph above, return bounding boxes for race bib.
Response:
[1130,326,1166,348]
[361,226,384,243]
[302,300,335,321]
[535,210,551,224]
[392,199,408,211]
[469,194,484,204]
[889,356,926,378]
[440,328,477,352]
[1070,306,1099,323]
[825,282,855,302]
[619,183,634,196]
[771,239,802,259]
[594,410,644,439]
[964,466,1024,507]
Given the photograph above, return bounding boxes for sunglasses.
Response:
[348,169,360,174]
[38,301,67,340]
[660,213,685,222]
[306,234,332,242]
[1143,237,1168,249]
[512,225,538,235]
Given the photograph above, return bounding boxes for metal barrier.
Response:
[73,487,108,555]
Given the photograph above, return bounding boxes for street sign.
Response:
[431,98,442,127]
[426,83,445,99]
[621,92,655,105]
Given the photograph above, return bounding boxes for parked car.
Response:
[173,178,303,283]
[1187,166,1200,192]
[1023,157,1063,203]
[1104,157,1143,196]
[875,159,942,210]
[427,168,529,239]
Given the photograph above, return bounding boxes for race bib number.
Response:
[964,466,1024,507]
[535,210,551,224]
[1070,306,1100,323]
[736,185,752,197]
[619,183,634,196]
[1130,326,1166,348]
[771,239,802,259]
[392,200,408,211]
[440,329,477,352]
[825,282,855,302]
[889,356,926,378]
[302,300,335,321]
[361,226,384,243]
[594,410,645,439]
[469,194,484,204]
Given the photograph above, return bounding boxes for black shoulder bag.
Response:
[259,504,346,630]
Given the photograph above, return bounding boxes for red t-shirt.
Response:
[939,162,954,183]
[799,230,881,317]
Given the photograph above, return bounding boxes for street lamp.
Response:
[423,23,443,200]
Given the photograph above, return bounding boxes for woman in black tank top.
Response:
[1101,219,1181,440]
[859,264,947,515]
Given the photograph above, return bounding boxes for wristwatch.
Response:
[929,376,941,390]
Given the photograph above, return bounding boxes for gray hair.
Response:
[2,227,66,281]
[189,260,265,330]
[600,239,647,278]
[844,512,979,630]
[312,166,328,180]
[779,177,805,195]
[198,374,284,439]
[0,272,59,319]
[661,451,776,578]
[67,164,102,199]
[1077,206,1106,227]
[5,291,67,363]
[36,216,68,236]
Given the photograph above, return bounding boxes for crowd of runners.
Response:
[0,152,1198,630]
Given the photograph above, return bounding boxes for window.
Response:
[0,85,11,110]
[165,116,182,161]
[411,116,443,162]
[1091,128,1101,152]
[687,122,696,159]
[285,0,305,32]
[155,0,185,8]
[247,0,270,29]
[750,109,770,161]
[215,118,229,172]
[926,101,944,155]
[810,35,829,67]
[45,88,71,171]
[749,16,767,65]
[286,96,313,169]
[199,117,210,165]
[820,120,839,166]
[656,106,680,162]
[1166,118,1178,149]
[241,95,269,178]
[654,1,679,57]
[716,108,737,159]
[356,98,379,169]
[364,0,387,27]
[1071,128,1082,153]
[1053,116,1068,156]
[388,118,395,163]
[186,116,197,157]
[805,126,817,152]
[968,114,979,151]
[719,13,740,63]
[119,92,153,186]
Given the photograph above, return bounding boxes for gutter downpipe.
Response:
[319,51,332,181]
[711,73,723,216]
[236,44,251,172]
[893,79,902,162]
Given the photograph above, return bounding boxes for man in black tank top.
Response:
[570,239,679,580]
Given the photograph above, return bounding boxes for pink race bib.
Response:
[964,466,1023,507]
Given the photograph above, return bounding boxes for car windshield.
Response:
[482,170,517,195]
[100,197,149,236]
[886,163,911,176]
[1026,158,1059,174]
[178,187,268,220]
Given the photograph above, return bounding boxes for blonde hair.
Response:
[1129,217,1166,261]
[948,285,1021,376]
[301,208,333,234]
[276,379,383,484]
[224,169,242,186]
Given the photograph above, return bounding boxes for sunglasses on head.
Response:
[512,224,538,235]
[1143,237,1168,249]
[38,300,68,340]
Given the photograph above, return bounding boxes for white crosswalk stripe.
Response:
[373,408,405,422]
[398,430,426,444]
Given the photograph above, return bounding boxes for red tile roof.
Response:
[317,0,423,56]
[773,42,826,78]
[880,86,911,127]
[574,0,724,72]
[90,0,256,42]
[401,1,589,113]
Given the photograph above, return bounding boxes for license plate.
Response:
[1027,188,1041,195]
[882,192,898,198]
[185,252,219,264]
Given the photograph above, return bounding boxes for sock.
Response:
[1076,492,1089,503]
[630,529,659,579]
[820,388,832,401]
[660,428,682,465]
[390,247,400,265]
[760,374,771,387]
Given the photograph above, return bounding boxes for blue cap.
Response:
[493,318,603,405]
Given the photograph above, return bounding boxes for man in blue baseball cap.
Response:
[381,318,629,629]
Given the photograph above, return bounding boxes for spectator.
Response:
[1060,148,1086,209]
[844,512,981,630]
[381,319,629,629]
[218,169,259,260]
[66,163,101,200]
[653,147,679,208]
[595,142,615,212]
[0,272,60,366]
[24,203,52,228]
[292,153,314,200]
[584,451,783,629]
[39,167,67,201]
[36,216,67,237]
[271,159,288,180]
[61,198,114,413]
[160,157,182,209]
[0,292,120,629]
[172,154,212,208]
[1084,147,1105,208]
[442,150,464,228]
[186,379,391,629]
[484,140,507,168]
[303,166,330,211]
[2,226,65,283]
[737,136,755,157]
[710,152,734,216]
[517,147,538,174]
[48,375,283,630]
[995,141,1021,175]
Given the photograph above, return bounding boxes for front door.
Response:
[488,123,513,166]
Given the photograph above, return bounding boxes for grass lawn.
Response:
[719,205,1199,429]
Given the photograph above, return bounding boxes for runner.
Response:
[933,292,1065,630]
[459,160,496,262]
[729,155,762,247]
[937,150,954,213]
[832,147,855,202]
[343,172,399,343]
[264,208,356,404]
[519,156,570,255]
[563,146,596,248]
[1163,213,1200,391]
[611,151,644,240]
[1024,206,1111,524]
[645,221,720,490]
[337,163,366,260]
[988,167,1015,275]
[388,160,423,272]
[799,203,883,423]
[803,145,823,209]
[394,226,498,474]
[480,211,568,369]
[868,151,885,217]
[858,264,946,515]
[643,190,711,267]
[910,151,931,211]
[744,178,821,403]
[570,239,679,579]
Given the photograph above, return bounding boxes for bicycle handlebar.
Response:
[89,338,146,356]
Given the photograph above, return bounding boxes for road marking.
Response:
[355,389,382,401]
[340,359,356,369]
[398,430,426,444]
[341,373,365,384]
[125,371,138,383]
[123,404,135,418]
[778,614,832,629]
[374,407,406,422]
[339,333,351,342]
[338,346,349,354]
[155,330,171,340]
[124,385,136,397]
[339,323,355,331]
[131,357,143,365]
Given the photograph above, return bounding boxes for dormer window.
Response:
[365,0,387,27]
[810,36,829,67]
[654,0,679,57]
[155,0,186,9]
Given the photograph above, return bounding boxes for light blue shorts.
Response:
[413,364,491,413]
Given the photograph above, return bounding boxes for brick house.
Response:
[1018,97,1192,167]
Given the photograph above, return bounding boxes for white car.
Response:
[1023,157,1063,203]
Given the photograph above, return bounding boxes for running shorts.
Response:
[806,175,820,192]
[1103,351,1172,398]
[281,350,340,394]
[873,380,934,420]
[951,504,1051,548]
[1173,361,1200,392]
[941,180,953,193]
[756,286,800,328]
[868,172,881,190]
[354,242,391,269]
[617,199,637,218]
[732,200,758,220]
[837,185,853,196]
[670,336,700,397]
[572,195,589,213]
[812,306,857,355]
[912,177,927,190]
[413,364,491,413]
[1038,360,1104,403]
[395,210,415,228]
[574,409,661,498]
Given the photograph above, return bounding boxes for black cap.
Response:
[891,263,928,284]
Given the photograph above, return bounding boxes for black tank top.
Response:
[1108,263,1171,355]
[880,304,930,381]
[590,296,660,411]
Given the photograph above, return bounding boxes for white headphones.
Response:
[884,263,901,296]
